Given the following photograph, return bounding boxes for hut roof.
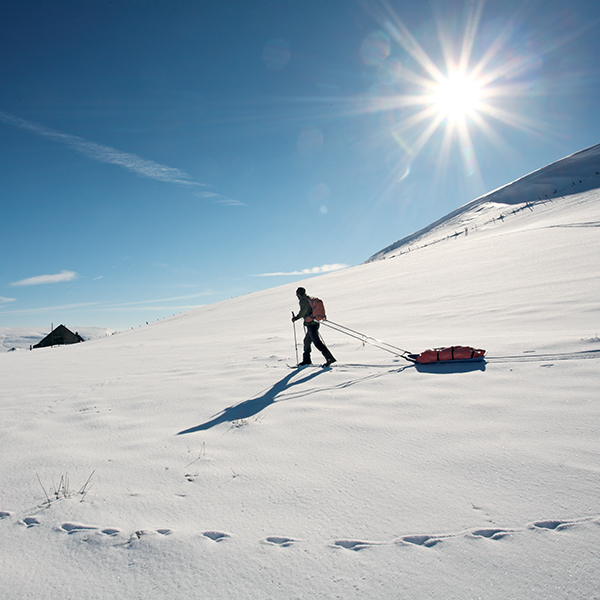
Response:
[33,325,84,349]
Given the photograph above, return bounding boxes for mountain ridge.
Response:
[367,142,600,262]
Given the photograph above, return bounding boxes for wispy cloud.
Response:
[10,270,78,287]
[101,292,213,308]
[215,198,248,207]
[0,296,16,304]
[0,292,212,317]
[195,190,247,207]
[0,110,202,187]
[0,301,98,315]
[254,263,348,277]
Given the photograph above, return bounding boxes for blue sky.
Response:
[1,0,599,330]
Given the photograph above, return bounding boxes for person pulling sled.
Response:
[292,287,336,367]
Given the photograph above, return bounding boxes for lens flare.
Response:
[360,30,391,66]
[263,38,291,70]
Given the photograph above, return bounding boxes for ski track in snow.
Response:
[3,511,598,551]
[487,348,600,364]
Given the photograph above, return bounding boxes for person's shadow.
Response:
[177,368,326,434]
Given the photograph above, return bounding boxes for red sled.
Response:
[409,346,486,364]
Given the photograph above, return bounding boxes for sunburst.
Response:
[360,0,552,192]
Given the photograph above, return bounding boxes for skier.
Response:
[291,287,336,367]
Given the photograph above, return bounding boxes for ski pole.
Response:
[292,312,299,366]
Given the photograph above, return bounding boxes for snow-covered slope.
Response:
[1,153,600,599]
[368,142,600,261]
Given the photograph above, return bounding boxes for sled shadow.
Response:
[413,359,487,374]
[177,368,326,434]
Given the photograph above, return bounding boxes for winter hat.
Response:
[296,287,306,296]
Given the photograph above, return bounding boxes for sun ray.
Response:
[351,0,585,200]
[374,1,446,83]
[477,101,551,136]
[458,0,484,74]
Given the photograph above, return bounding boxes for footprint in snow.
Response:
[399,534,441,547]
[20,517,41,528]
[531,520,572,531]
[470,528,512,540]
[60,522,98,534]
[263,536,298,547]
[60,523,125,537]
[202,530,230,542]
[331,539,379,551]
[127,528,175,539]
[0,511,13,519]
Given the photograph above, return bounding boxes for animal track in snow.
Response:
[331,516,599,551]
[531,520,572,531]
[399,534,441,547]
[263,536,298,547]
[4,512,597,551]
[470,528,513,540]
[60,522,99,534]
[331,539,381,551]
[202,530,230,542]
[59,523,129,538]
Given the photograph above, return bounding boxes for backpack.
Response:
[306,296,326,322]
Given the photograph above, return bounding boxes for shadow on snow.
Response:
[414,359,487,374]
[177,368,327,434]
[177,356,498,435]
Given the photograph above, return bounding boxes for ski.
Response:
[286,362,335,369]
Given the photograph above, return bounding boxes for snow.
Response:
[2,149,600,599]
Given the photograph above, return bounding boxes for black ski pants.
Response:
[302,321,335,363]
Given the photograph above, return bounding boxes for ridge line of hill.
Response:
[366,142,600,262]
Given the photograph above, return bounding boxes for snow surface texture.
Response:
[2,148,600,599]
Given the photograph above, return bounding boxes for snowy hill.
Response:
[368,143,600,261]
[1,149,600,599]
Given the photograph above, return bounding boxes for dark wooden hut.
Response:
[33,324,84,349]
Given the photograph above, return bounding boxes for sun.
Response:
[429,72,483,121]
